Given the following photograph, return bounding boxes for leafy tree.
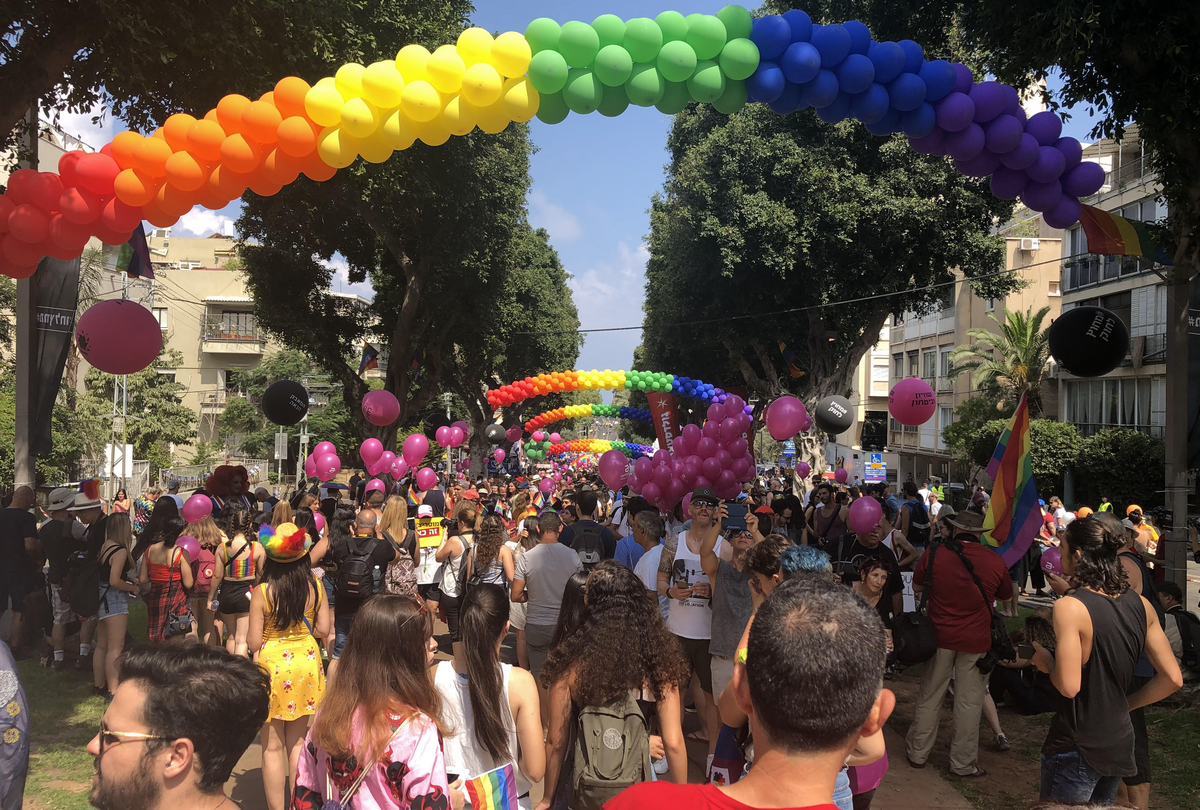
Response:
[943,392,1014,479]
[0,360,101,487]
[186,441,221,467]
[949,307,1051,416]
[1074,428,1165,511]
[967,418,1083,495]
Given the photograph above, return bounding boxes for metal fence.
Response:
[76,459,151,500]
[158,458,271,491]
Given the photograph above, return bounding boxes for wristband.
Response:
[736,648,748,664]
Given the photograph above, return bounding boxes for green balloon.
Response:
[656,39,697,83]
[594,44,633,86]
[623,18,663,63]
[558,21,600,67]
[686,15,727,61]
[626,65,664,106]
[528,49,569,94]
[535,91,570,124]
[598,84,629,117]
[525,18,562,54]
[688,59,725,102]
[716,4,753,40]
[655,11,688,43]
[712,79,747,114]
[591,14,626,48]
[719,38,760,81]
[563,67,604,114]
[655,80,690,113]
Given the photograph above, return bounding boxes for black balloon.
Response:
[1048,306,1130,378]
[813,395,853,435]
[260,380,309,426]
[424,412,451,440]
[484,424,506,445]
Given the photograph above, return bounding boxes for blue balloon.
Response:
[900,103,936,138]
[898,40,924,73]
[780,42,821,85]
[801,69,840,108]
[888,72,927,111]
[767,82,802,114]
[835,53,875,95]
[919,60,956,102]
[747,62,786,103]
[782,9,812,43]
[811,24,851,67]
[751,15,792,61]
[864,107,902,135]
[816,92,854,123]
[869,41,905,84]
[843,20,872,55]
[850,83,890,124]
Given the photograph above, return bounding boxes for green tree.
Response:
[1074,428,1165,511]
[967,418,1083,496]
[942,393,1014,479]
[949,307,1052,417]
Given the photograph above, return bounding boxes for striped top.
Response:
[225,537,257,579]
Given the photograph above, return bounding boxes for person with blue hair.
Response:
[780,544,833,578]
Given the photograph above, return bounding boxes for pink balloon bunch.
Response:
[435,425,467,448]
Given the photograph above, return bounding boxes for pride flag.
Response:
[531,490,548,511]
[464,763,520,810]
[1079,204,1173,265]
[358,343,379,376]
[982,393,1042,566]
[777,340,805,379]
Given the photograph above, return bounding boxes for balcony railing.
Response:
[1074,422,1164,439]
[202,315,261,342]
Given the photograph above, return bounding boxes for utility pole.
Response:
[107,272,130,500]
[13,107,38,491]
[1163,266,1193,589]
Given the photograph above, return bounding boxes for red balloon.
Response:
[99,197,143,233]
[76,300,163,374]
[8,204,50,243]
[0,196,13,233]
[1,234,45,267]
[58,151,85,187]
[59,186,104,224]
[0,255,39,279]
[4,169,37,204]
[29,173,63,212]
[76,153,121,196]
[49,214,91,252]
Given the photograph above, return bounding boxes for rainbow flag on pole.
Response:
[464,763,520,810]
[1079,204,1173,265]
[982,393,1042,566]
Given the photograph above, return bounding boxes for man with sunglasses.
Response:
[88,643,268,810]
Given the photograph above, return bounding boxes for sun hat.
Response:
[48,488,76,511]
[68,479,103,512]
[257,522,312,563]
[945,510,986,532]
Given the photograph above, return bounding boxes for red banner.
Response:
[647,392,681,453]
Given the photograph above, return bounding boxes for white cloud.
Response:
[41,96,118,151]
[529,189,582,242]
[176,207,236,238]
[319,254,376,301]
[568,241,649,374]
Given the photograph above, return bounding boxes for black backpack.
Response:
[573,522,605,570]
[337,536,380,599]
[66,545,120,618]
[904,499,931,545]
[1169,608,1200,669]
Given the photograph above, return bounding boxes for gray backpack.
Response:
[572,692,651,809]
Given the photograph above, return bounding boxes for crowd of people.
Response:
[0,459,1196,810]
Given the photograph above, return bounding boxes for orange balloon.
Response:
[262,148,301,185]
[196,173,234,211]
[276,116,318,157]
[133,137,173,176]
[204,109,220,123]
[216,94,251,134]
[208,165,251,200]
[113,168,159,206]
[259,91,275,105]
[241,100,282,145]
[164,151,206,191]
[150,127,166,141]
[300,151,338,182]
[163,113,197,151]
[110,132,144,170]
[247,171,284,197]
[186,119,226,162]
[155,182,195,217]
[140,195,180,228]
[220,134,262,173]
[274,76,312,120]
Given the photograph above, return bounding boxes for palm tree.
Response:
[949,306,1052,417]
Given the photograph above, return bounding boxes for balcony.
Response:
[201,314,264,355]
[936,376,953,392]
[1074,422,1164,439]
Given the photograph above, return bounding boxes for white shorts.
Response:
[51,584,78,625]
[711,654,736,701]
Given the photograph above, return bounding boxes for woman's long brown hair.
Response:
[311,595,444,762]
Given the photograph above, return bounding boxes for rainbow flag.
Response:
[1079,204,1173,265]
[531,490,548,511]
[777,340,805,379]
[358,343,379,376]
[406,487,421,508]
[464,763,519,810]
[982,393,1041,566]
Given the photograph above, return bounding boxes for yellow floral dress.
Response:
[258,582,325,721]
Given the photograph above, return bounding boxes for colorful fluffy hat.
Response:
[258,522,311,563]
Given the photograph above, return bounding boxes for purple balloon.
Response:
[1028,145,1067,183]
[448,426,465,447]
[990,166,1029,200]
[1026,111,1063,147]
[935,92,975,132]
[968,81,1007,123]
[1044,195,1083,229]
[954,150,1002,178]
[1057,137,1083,173]
[797,461,812,478]
[984,115,1024,154]
[1021,179,1064,213]
[360,438,384,467]
[909,128,947,155]
[999,133,1040,170]
[402,433,429,466]
[946,123,985,161]
[652,448,671,466]
[1000,83,1021,118]
[951,62,973,94]
[1061,161,1105,197]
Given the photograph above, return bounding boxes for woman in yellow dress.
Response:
[249,521,332,810]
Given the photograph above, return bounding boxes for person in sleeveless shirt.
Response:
[1031,516,1181,806]
[805,483,849,549]
[207,504,266,657]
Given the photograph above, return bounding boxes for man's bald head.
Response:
[10,486,33,509]
[355,510,378,533]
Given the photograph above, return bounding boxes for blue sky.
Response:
[53,2,1105,377]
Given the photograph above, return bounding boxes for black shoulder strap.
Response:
[918,542,938,612]
[944,539,991,611]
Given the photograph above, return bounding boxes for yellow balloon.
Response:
[441,94,477,137]
[401,80,442,123]
[362,60,405,108]
[316,126,358,169]
[340,97,379,138]
[395,45,431,83]
[501,77,540,123]
[416,116,451,146]
[426,44,466,94]
[381,108,418,150]
[456,27,495,66]
[357,133,393,164]
[476,100,510,134]
[491,32,533,77]
[335,63,365,99]
[305,83,345,127]
[461,62,504,108]
[316,76,337,88]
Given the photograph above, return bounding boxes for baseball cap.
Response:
[417,505,434,518]
[1126,504,1142,516]
[48,488,76,511]
[462,489,480,501]
[753,505,774,515]
[1121,518,1137,530]
[691,487,719,506]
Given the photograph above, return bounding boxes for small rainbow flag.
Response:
[358,343,379,376]
[982,393,1042,566]
[464,763,519,810]
[406,487,421,508]
[1079,204,1173,265]
[531,490,548,511]
[777,340,805,379]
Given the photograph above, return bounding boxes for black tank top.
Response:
[1042,587,1147,776]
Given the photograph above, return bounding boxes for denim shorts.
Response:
[97,585,129,618]
[833,768,852,810]
[1040,746,1122,805]
[332,613,353,659]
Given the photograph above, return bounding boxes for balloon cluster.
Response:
[549,439,653,458]
[303,440,343,482]
[435,420,470,448]
[486,368,736,409]
[359,439,409,480]
[524,431,553,461]
[524,403,651,432]
[527,6,758,124]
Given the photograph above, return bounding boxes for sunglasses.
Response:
[97,720,169,756]
[691,501,717,510]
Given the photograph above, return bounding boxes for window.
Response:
[175,261,200,270]
[937,406,953,451]
[1048,280,1060,296]
[985,297,995,311]
[938,285,956,314]
[893,353,904,379]
[922,349,937,381]
[1064,377,1165,437]
[152,307,168,329]
[221,309,257,334]
[157,370,176,384]
[907,351,919,377]
[939,346,953,378]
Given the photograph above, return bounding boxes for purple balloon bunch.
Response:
[746,11,1104,230]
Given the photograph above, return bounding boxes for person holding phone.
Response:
[701,506,764,714]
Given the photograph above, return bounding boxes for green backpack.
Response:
[572,692,651,809]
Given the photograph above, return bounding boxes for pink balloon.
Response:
[889,377,937,426]
[532,430,546,442]
[797,461,812,478]
[435,425,452,447]
[317,453,341,482]
[494,448,506,463]
[76,300,163,375]
[415,467,437,490]
[1041,547,1063,575]
[313,441,336,458]
[736,412,752,432]
[391,459,409,480]
[641,482,662,503]
[451,420,469,435]
[362,389,401,427]
[448,426,465,447]
[653,449,671,467]
[731,457,750,478]
[727,437,748,458]
[379,450,396,470]
[673,435,692,457]
[834,468,848,484]
[539,477,554,493]
[696,437,718,459]
[720,417,740,439]
[800,414,813,432]
[652,465,673,489]
[715,469,737,491]
[182,494,213,524]
[634,456,654,481]
[365,478,386,493]
[766,396,807,440]
[707,403,724,422]
[177,535,200,563]
[681,423,702,443]
[549,432,561,443]
[304,454,317,478]
[597,449,628,489]
[402,433,430,466]
[715,449,733,469]
[724,395,746,418]
[506,426,522,443]
[313,512,326,534]
[848,496,883,535]
[360,438,384,468]
[702,420,720,440]
[694,475,712,490]
[682,492,693,515]
[702,456,723,480]
[457,472,465,479]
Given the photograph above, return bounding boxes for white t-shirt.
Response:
[918,487,931,506]
[634,544,670,620]
[928,501,942,519]
[1054,506,1075,528]
[415,546,440,585]
[665,530,723,641]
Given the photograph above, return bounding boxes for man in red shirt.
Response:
[605,576,894,810]
[905,509,1013,777]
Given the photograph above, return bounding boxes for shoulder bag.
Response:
[943,539,1014,672]
[891,543,939,666]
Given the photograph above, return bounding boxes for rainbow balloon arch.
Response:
[548,439,655,459]
[524,402,652,432]
[487,368,747,410]
[0,5,1104,278]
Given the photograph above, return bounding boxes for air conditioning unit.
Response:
[1019,238,1040,251]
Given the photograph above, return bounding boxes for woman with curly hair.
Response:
[461,513,516,588]
[538,561,688,809]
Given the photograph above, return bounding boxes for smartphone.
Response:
[1016,643,1035,660]
[722,502,748,532]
